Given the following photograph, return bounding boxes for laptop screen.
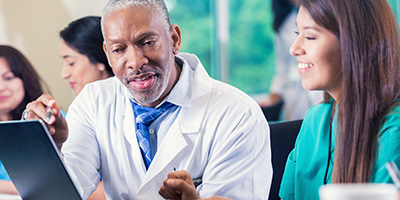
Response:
[0,120,82,200]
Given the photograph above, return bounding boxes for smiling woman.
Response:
[0,45,47,195]
[59,16,114,96]
[279,0,400,200]
[58,16,115,200]
[290,6,342,99]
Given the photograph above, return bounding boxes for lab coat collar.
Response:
[175,53,213,134]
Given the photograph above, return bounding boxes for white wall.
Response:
[0,0,108,111]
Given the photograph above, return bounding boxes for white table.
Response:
[0,193,21,200]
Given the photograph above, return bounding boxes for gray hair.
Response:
[101,0,171,37]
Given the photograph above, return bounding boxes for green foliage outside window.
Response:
[228,0,275,94]
[168,1,213,75]
[169,0,275,95]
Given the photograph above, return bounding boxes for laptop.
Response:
[0,120,82,200]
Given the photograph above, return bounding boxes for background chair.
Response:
[261,99,284,121]
[268,119,302,200]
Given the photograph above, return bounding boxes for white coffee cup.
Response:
[319,183,398,200]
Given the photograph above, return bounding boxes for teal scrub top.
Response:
[0,161,11,181]
[279,99,400,200]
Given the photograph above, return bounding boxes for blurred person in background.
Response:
[59,16,114,200]
[60,16,114,96]
[0,45,47,195]
[258,0,322,121]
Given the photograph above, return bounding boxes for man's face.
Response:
[103,6,181,107]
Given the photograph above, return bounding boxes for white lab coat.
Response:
[63,53,272,200]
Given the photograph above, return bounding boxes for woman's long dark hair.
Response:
[60,16,113,76]
[298,0,400,183]
[0,45,46,120]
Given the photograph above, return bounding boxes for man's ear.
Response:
[103,41,113,68]
[170,24,181,53]
[103,42,108,56]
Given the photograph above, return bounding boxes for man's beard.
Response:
[126,58,174,105]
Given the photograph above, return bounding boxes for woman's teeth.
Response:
[298,63,314,69]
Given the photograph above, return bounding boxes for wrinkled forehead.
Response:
[101,6,174,49]
[102,6,168,38]
[101,2,170,36]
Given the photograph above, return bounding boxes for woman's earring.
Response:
[173,50,178,55]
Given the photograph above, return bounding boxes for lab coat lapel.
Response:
[121,96,147,180]
[137,94,211,194]
[137,119,187,190]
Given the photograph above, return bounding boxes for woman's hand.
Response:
[258,93,282,107]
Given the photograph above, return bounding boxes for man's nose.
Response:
[125,47,147,70]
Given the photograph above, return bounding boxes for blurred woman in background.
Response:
[58,16,114,200]
[0,45,47,194]
[258,0,322,121]
[59,16,113,96]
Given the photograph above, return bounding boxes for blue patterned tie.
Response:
[131,101,175,170]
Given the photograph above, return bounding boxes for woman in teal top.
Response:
[279,0,400,200]
[280,99,400,199]
[0,162,11,181]
[0,45,48,194]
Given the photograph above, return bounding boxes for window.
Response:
[168,0,213,74]
[168,0,275,96]
[226,0,274,94]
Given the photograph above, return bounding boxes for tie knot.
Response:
[131,101,175,126]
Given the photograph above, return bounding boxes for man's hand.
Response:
[159,170,231,200]
[24,94,68,151]
[159,170,199,200]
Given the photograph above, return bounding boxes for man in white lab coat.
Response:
[25,0,272,199]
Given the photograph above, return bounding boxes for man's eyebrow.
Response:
[106,38,121,44]
[106,31,159,44]
[136,31,159,40]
